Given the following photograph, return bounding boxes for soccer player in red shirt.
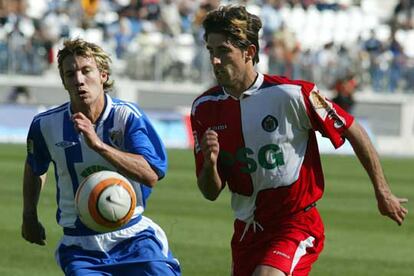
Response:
[190,5,408,276]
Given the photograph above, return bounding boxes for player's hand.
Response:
[21,215,46,246]
[72,112,103,150]
[377,192,408,226]
[201,129,219,167]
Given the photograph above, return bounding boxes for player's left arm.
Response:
[72,112,158,187]
[343,121,408,225]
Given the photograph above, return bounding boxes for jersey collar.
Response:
[67,93,113,125]
[99,94,112,123]
[223,72,264,99]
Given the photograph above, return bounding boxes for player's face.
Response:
[61,54,107,109]
[206,33,249,87]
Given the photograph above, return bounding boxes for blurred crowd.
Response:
[1,0,414,102]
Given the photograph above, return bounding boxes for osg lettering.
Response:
[219,144,285,173]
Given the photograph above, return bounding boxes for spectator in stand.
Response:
[178,0,196,33]
[392,0,414,29]
[191,0,220,82]
[332,73,358,113]
[268,22,301,79]
[364,29,384,92]
[27,19,52,74]
[160,0,182,37]
[192,0,221,41]
[115,0,161,36]
[316,42,337,89]
[260,0,284,45]
[314,0,342,11]
[387,30,406,92]
[7,17,32,74]
[298,48,315,82]
[113,15,134,59]
[142,0,162,21]
[267,35,286,76]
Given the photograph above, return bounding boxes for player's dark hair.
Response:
[203,5,262,64]
[57,38,114,91]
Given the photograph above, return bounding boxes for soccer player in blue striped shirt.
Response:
[21,38,181,275]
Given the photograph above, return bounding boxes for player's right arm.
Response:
[197,129,224,201]
[21,162,46,246]
[344,122,408,225]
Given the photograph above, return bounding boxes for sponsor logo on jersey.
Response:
[261,115,278,132]
[219,144,285,173]
[211,124,227,131]
[273,250,291,259]
[80,165,111,178]
[55,140,78,149]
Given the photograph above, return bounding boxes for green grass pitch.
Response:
[1,143,413,275]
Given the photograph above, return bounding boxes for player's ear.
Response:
[245,44,256,63]
[100,71,108,84]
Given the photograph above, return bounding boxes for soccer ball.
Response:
[75,170,136,233]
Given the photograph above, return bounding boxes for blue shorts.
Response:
[56,216,181,276]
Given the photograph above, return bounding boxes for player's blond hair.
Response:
[57,38,114,91]
[203,5,262,64]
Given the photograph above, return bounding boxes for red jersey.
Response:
[191,73,354,224]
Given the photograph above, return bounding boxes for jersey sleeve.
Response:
[302,86,354,148]
[26,118,51,175]
[124,112,167,180]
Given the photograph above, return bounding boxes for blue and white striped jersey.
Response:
[26,94,167,233]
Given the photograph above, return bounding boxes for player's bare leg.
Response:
[252,265,287,276]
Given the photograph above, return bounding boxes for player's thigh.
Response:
[252,265,287,276]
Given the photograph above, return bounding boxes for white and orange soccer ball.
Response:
[75,170,136,233]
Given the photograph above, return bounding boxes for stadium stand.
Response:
[1,0,414,155]
[1,0,414,91]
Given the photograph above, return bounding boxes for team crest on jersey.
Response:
[109,129,123,148]
[309,90,330,110]
[262,115,278,132]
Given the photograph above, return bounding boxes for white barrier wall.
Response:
[353,92,414,156]
[1,75,414,156]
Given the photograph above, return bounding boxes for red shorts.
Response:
[231,207,324,276]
